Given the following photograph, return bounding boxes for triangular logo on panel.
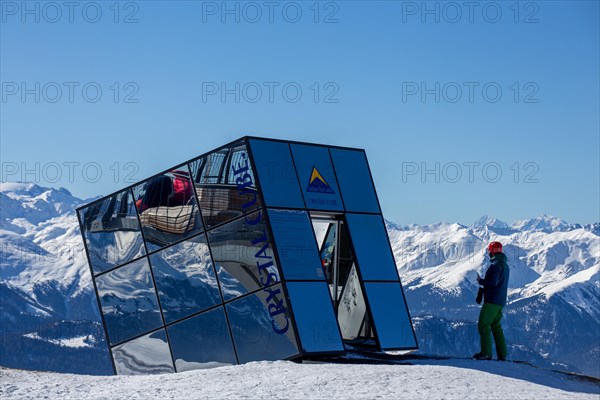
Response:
[307,166,335,194]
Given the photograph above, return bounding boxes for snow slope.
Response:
[2,360,599,400]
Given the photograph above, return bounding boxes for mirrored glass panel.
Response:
[226,284,299,363]
[337,264,369,342]
[167,307,237,371]
[133,167,204,253]
[189,141,261,230]
[79,189,145,275]
[330,148,380,214]
[312,220,330,249]
[267,209,324,281]
[96,258,163,344]
[290,144,343,211]
[286,282,343,353]
[207,210,280,301]
[364,282,417,349]
[247,139,304,208]
[345,213,399,281]
[149,235,221,324]
[112,329,174,375]
[313,219,357,303]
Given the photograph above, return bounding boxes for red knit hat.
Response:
[488,241,503,254]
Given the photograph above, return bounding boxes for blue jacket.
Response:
[481,252,510,307]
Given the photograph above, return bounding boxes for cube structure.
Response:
[77,137,417,375]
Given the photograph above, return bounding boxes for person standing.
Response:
[473,241,510,361]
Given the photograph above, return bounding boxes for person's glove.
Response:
[476,287,484,304]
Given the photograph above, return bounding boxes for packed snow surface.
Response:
[2,360,599,400]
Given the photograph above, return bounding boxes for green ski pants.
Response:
[478,303,508,358]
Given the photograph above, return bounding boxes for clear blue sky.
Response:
[1,1,598,225]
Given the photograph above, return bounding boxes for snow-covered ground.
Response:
[2,360,599,400]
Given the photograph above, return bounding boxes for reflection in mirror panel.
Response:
[226,284,299,363]
[167,307,237,372]
[312,220,330,249]
[149,235,221,324]
[337,264,368,342]
[345,213,399,281]
[96,258,163,345]
[330,148,380,213]
[290,144,343,211]
[188,141,261,230]
[79,189,145,275]
[317,220,356,300]
[207,210,280,301]
[132,167,204,253]
[267,209,324,281]
[364,282,417,349]
[286,282,343,353]
[112,329,174,375]
[247,139,305,209]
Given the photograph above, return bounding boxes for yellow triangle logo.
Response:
[307,167,335,194]
[310,168,328,186]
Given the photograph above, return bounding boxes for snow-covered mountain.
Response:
[0,182,111,374]
[1,183,598,377]
[389,215,600,377]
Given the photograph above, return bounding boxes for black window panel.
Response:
[267,209,325,281]
[132,167,204,253]
[363,282,417,349]
[79,189,145,275]
[207,210,280,301]
[167,307,237,371]
[247,138,305,209]
[345,213,399,281]
[149,235,221,324]
[112,329,174,375]
[96,257,163,345]
[189,141,261,230]
[226,284,299,363]
[330,148,380,213]
[286,282,344,353]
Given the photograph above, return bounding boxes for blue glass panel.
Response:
[248,139,304,208]
[188,141,261,229]
[112,329,174,375]
[330,148,380,213]
[168,307,237,371]
[132,167,204,253]
[79,189,145,275]
[267,209,325,281]
[226,284,299,363]
[96,258,163,345]
[290,144,343,211]
[149,235,221,324]
[363,282,417,349]
[286,282,343,353]
[207,210,280,301]
[345,213,398,281]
